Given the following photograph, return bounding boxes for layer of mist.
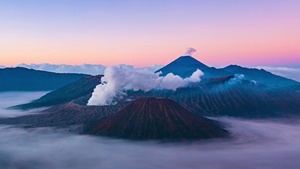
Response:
[0,92,300,169]
[0,92,48,117]
[1,64,164,76]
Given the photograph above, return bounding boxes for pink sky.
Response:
[0,0,299,67]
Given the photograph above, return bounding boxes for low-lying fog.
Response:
[0,92,48,118]
[0,92,300,169]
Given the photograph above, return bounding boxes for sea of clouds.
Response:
[1,63,164,75]
[0,92,48,118]
[0,91,300,169]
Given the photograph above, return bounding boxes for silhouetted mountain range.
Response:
[0,67,90,91]
[221,65,299,88]
[9,56,300,118]
[3,74,300,130]
[1,56,300,141]
[2,56,298,92]
[156,56,299,88]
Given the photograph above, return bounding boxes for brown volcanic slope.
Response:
[0,101,128,128]
[84,97,228,140]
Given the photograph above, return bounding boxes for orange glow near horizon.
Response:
[0,1,299,67]
[1,33,299,67]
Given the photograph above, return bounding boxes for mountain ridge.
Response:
[221,65,300,88]
[156,56,299,88]
[0,67,90,91]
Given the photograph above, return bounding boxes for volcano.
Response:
[83,97,228,140]
[155,56,232,78]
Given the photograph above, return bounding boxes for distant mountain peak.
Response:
[226,65,242,68]
[155,55,233,78]
[155,56,210,78]
[178,55,197,59]
[167,55,209,68]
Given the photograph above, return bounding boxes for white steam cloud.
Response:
[184,47,197,56]
[228,74,245,85]
[87,65,204,106]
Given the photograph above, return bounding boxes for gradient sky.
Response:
[0,0,299,67]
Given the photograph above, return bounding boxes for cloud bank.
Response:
[1,117,300,169]
[10,64,164,75]
[0,92,48,118]
[16,63,107,75]
[1,92,300,169]
[87,65,204,105]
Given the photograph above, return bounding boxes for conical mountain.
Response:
[155,56,232,78]
[84,97,228,140]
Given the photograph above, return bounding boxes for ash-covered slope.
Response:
[83,97,228,140]
[0,101,128,128]
[0,67,90,91]
[122,76,300,118]
[167,76,300,118]
[283,85,300,94]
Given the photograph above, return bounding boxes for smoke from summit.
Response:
[87,65,204,106]
[184,48,196,56]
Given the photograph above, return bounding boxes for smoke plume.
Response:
[184,48,197,56]
[87,65,204,106]
[228,74,245,85]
